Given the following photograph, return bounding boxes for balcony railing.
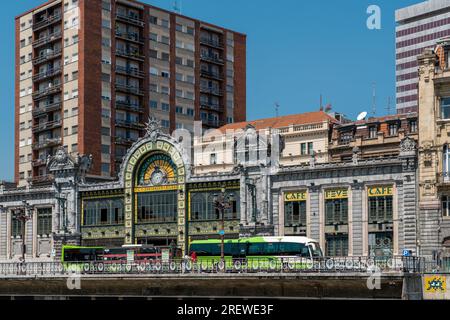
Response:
[115,30,144,44]
[115,119,145,130]
[115,66,145,78]
[115,49,145,61]
[32,49,62,65]
[115,101,144,113]
[114,136,137,145]
[32,68,62,82]
[202,119,220,127]
[32,137,62,151]
[32,120,62,133]
[115,83,144,96]
[200,70,222,80]
[116,13,145,27]
[200,37,223,49]
[200,86,223,96]
[33,14,62,31]
[200,101,222,112]
[200,54,224,65]
[32,32,62,48]
[32,85,62,100]
[32,102,62,117]
[31,158,47,167]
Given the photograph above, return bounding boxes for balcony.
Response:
[115,83,144,96]
[115,66,145,78]
[200,54,224,65]
[438,172,450,185]
[115,49,145,61]
[115,30,144,44]
[31,158,47,168]
[32,32,62,48]
[32,85,62,100]
[115,119,145,130]
[200,70,223,81]
[115,101,144,113]
[32,137,62,151]
[31,174,54,184]
[114,136,137,146]
[33,14,62,31]
[200,37,223,49]
[202,119,220,127]
[32,102,62,117]
[32,49,62,65]
[33,68,62,82]
[116,13,144,27]
[32,119,62,133]
[200,86,223,96]
[200,101,222,112]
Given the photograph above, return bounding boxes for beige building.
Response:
[193,111,337,175]
[417,38,450,259]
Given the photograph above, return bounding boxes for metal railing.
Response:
[0,256,424,277]
[33,14,62,31]
[32,32,62,48]
[33,49,62,65]
[200,54,224,64]
[116,13,145,27]
[200,37,224,49]
[115,49,145,61]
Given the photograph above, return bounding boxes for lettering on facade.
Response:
[367,186,393,197]
[284,191,307,202]
[325,189,348,200]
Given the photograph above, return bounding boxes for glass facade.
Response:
[368,196,393,223]
[325,199,348,225]
[137,191,177,223]
[83,198,124,226]
[284,201,306,226]
[190,191,240,221]
[326,234,348,257]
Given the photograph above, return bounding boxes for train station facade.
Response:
[1,110,437,262]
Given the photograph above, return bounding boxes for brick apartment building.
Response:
[15,0,246,186]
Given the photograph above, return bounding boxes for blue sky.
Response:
[0,0,422,181]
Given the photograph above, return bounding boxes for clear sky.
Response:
[0,0,423,181]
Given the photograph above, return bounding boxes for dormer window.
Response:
[369,126,377,139]
[388,123,398,136]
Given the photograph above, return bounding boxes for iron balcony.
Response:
[31,158,47,168]
[200,37,224,49]
[115,101,144,113]
[32,102,62,117]
[115,119,145,130]
[115,49,145,61]
[115,30,145,44]
[32,68,62,82]
[200,70,223,81]
[116,13,145,27]
[32,137,62,151]
[115,66,145,78]
[33,14,62,31]
[200,86,223,96]
[32,32,62,48]
[32,85,62,101]
[32,120,62,133]
[115,83,144,96]
[200,101,222,112]
[32,49,62,66]
[200,54,224,65]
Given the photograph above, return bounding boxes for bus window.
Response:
[278,243,309,257]
[308,242,323,257]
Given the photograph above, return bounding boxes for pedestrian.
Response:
[190,251,197,263]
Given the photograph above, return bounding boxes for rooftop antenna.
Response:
[275,102,280,117]
[173,0,182,14]
[371,82,376,116]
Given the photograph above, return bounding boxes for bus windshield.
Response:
[308,242,323,257]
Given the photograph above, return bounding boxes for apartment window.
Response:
[19,122,25,131]
[19,155,25,163]
[308,142,314,155]
[72,144,78,152]
[187,108,194,117]
[72,35,79,43]
[149,49,158,59]
[150,84,158,92]
[161,52,170,61]
[176,24,183,32]
[150,33,157,41]
[72,89,79,98]
[19,139,25,147]
[186,75,195,84]
[441,97,450,119]
[161,86,169,95]
[369,126,377,139]
[300,143,307,155]
[101,73,110,82]
[161,71,170,78]
[409,120,417,133]
[72,125,78,134]
[388,123,398,136]
[175,57,183,65]
[64,128,69,136]
[101,145,110,154]
[175,106,183,114]
[161,36,170,45]
[176,89,183,98]
[150,100,158,109]
[150,67,158,75]
[442,196,450,217]
[210,153,217,165]
[186,59,194,68]
[161,19,169,28]
[161,103,170,112]
[101,19,111,28]
[176,73,183,81]
[186,26,194,35]
[72,107,79,116]
[161,120,170,128]
[72,52,79,62]
[20,39,26,48]
[101,127,110,136]
[102,37,111,47]
[149,16,158,25]
[101,163,110,175]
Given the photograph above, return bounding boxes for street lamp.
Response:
[213,187,235,268]
[15,200,33,263]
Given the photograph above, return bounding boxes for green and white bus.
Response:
[189,236,323,268]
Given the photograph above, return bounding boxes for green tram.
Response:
[189,236,323,269]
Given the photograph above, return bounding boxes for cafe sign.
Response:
[367,186,393,197]
[325,189,348,200]
[284,191,307,202]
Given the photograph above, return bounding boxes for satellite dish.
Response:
[357,111,368,121]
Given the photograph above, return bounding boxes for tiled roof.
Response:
[218,111,338,132]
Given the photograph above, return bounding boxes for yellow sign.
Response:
[424,275,447,293]
[325,189,348,200]
[367,186,393,197]
[134,185,178,193]
[284,191,307,202]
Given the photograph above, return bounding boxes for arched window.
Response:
[444,144,450,180]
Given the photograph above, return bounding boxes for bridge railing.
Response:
[0,256,424,277]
